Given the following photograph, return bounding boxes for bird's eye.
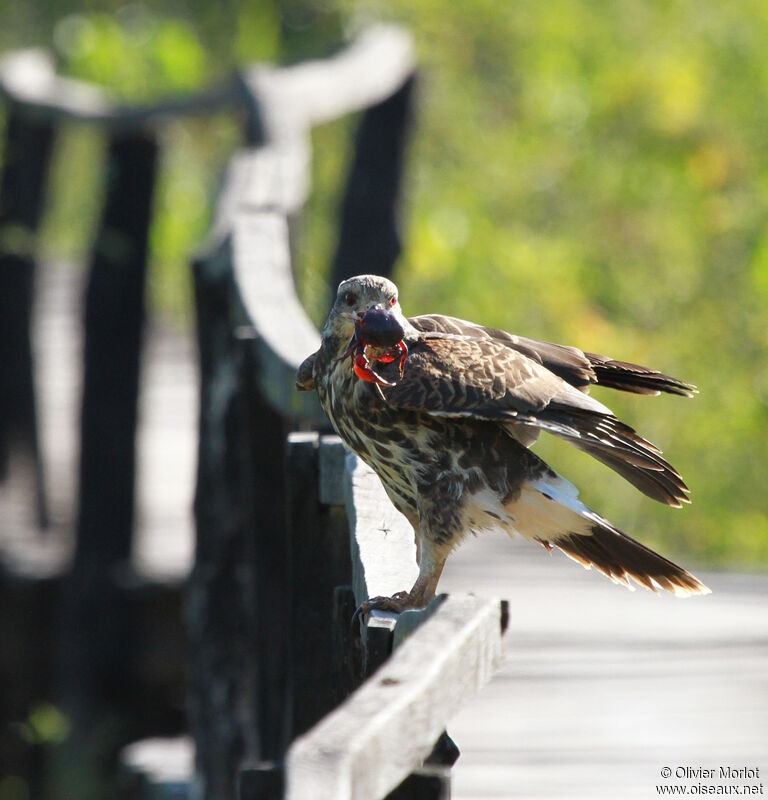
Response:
[389,295,397,307]
[344,292,357,307]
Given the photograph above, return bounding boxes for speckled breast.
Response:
[316,358,426,518]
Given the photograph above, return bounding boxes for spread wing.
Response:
[378,333,690,507]
[409,314,696,397]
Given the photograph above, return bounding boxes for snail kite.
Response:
[297,275,709,615]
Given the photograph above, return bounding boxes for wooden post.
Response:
[187,241,255,800]
[238,761,284,800]
[0,104,55,527]
[331,584,365,701]
[330,74,415,292]
[241,335,291,762]
[74,130,158,568]
[386,768,450,800]
[286,434,352,739]
[57,129,158,783]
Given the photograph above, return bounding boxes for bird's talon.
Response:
[350,590,421,626]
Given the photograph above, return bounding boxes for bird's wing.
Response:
[378,333,689,506]
[296,351,317,391]
[409,314,695,397]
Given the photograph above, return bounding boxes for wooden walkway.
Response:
[2,261,766,798]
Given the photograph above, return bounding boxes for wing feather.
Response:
[378,333,689,506]
[409,314,696,397]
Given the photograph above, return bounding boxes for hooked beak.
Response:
[336,303,405,362]
[357,304,405,348]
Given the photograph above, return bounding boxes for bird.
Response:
[297,274,709,616]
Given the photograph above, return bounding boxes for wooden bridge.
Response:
[1,24,766,800]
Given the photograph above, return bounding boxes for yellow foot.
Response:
[352,590,427,624]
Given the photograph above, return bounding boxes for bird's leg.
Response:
[353,547,446,622]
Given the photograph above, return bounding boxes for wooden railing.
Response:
[0,25,509,799]
[274,436,508,800]
[191,27,510,798]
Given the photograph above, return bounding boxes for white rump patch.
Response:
[462,487,517,536]
[506,473,594,542]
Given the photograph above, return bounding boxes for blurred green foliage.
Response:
[1,0,766,566]
[16,703,70,745]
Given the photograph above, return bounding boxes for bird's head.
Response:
[322,274,407,351]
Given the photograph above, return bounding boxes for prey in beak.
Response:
[336,304,408,387]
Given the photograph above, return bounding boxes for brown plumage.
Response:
[299,275,709,614]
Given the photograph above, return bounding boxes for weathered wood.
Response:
[241,337,292,764]
[238,761,284,800]
[241,25,415,138]
[332,585,365,701]
[286,432,352,740]
[331,75,416,292]
[0,26,414,133]
[343,451,419,605]
[230,207,324,422]
[57,131,158,783]
[424,732,461,769]
[0,104,55,527]
[118,737,193,799]
[319,435,347,506]
[343,451,419,645]
[220,27,415,423]
[342,450,421,678]
[386,767,451,800]
[187,243,255,800]
[0,48,243,128]
[188,26,416,799]
[285,594,507,800]
[74,129,157,568]
[394,605,462,771]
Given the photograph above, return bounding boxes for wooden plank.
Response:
[0,25,413,130]
[286,432,352,739]
[343,452,419,608]
[0,48,242,128]
[242,25,414,136]
[342,451,419,649]
[284,594,507,800]
[118,737,193,799]
[230,208,324,424]
[318,435,347,507]
[436,535,768,800]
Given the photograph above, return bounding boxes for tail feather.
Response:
[513,477,708,597]
[544,523,709,597]
[586,353,697,398]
